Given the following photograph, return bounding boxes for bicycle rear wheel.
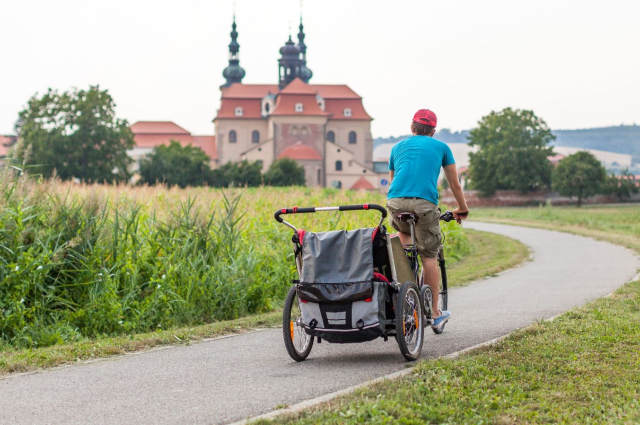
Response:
[283,286,313,361]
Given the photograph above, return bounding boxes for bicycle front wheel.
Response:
[283,286,313,361]
[433,248,449,334]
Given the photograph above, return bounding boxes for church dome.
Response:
[223,64,245,81]
[280,37,301,57]
[300,65,313,82]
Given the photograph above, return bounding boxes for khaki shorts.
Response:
[386,197,442,258]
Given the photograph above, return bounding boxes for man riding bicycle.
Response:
[386,109,469,331]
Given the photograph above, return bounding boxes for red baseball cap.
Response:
[413,109,437,127]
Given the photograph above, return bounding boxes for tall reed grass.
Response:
[0,164,469,348]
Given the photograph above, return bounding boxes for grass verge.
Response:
[0,228,527,377]
[257,280,640,425]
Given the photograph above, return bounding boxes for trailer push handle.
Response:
[274,204,387,223]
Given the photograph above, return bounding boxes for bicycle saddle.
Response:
[396,212,419,223]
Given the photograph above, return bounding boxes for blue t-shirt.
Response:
[387,135,455,204]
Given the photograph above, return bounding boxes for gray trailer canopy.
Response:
[300,228,374,284]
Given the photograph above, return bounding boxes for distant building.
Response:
[129,121,216,169]
[547,153,566,166]
[0,135,16,165]
[214,17,382,190]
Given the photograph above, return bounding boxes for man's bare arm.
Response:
[389,170,394,184]
[443,164,469,219]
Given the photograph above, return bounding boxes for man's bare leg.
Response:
[397,231,441,317]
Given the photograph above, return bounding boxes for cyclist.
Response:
[386,109,469,331]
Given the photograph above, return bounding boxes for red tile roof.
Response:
[220,82,362,100]
[281,78,317,95]
[192,136,217,160]
[221,84,279,99]
[130,122,217,160]
[271,93,329,117]
[324,99,373,120]
[278,142,322,161]
[313,85,361,99]
[350,176,376,190]
[217,82,370,120]
[130,121,190,135]
[216,98,263,119]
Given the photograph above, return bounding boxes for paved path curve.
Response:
[1,223,639,425]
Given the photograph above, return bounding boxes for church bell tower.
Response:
[222,17,246,88]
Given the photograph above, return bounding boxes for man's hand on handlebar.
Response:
[452,208,469,224]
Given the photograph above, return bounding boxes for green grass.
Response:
[0,228,526,376]
[449,229,530,286]
[256,205,640,425]
[470,205,640,253]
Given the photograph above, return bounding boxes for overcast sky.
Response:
[1,0,639,138]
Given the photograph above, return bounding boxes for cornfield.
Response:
[0,164,469,348]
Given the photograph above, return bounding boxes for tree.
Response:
[603,168,639,201]
[210,160,262,187]
[263,158,305,186]
[15,86,134,182]
[139,141,212,187]
[468,108,555,196]
[552,151,607,207]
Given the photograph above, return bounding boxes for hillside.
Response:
[374,125,640,165]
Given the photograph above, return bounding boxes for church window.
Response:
[256,160,263,167]
[229,130,237,143]
[343,108,352,117]
[235,107,243,116]
[317,169,321,184]
[335,160,343,171]
[349,131,357,144]
[300,126,309,137]
[327,131,335,143]
[265,103,270,113]
[252,130,260,144]
[295,103,304,112]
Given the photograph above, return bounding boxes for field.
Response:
[0,167,473,350]
[472,204,640,253]
[263,205,640,425]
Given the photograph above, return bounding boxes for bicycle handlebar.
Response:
[440,210,468,223]
[274,204,387,224]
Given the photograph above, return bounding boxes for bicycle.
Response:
[394,210,456,333]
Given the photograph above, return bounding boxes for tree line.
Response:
[7,86,639,203]
[8,86,305,188]
[466,108,638,206]
[138,141,305,188]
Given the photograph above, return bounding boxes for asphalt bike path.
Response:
[1,223,638,425]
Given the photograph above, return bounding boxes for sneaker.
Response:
[431,311,451,330]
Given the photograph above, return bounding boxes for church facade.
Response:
[214,18,383,190]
